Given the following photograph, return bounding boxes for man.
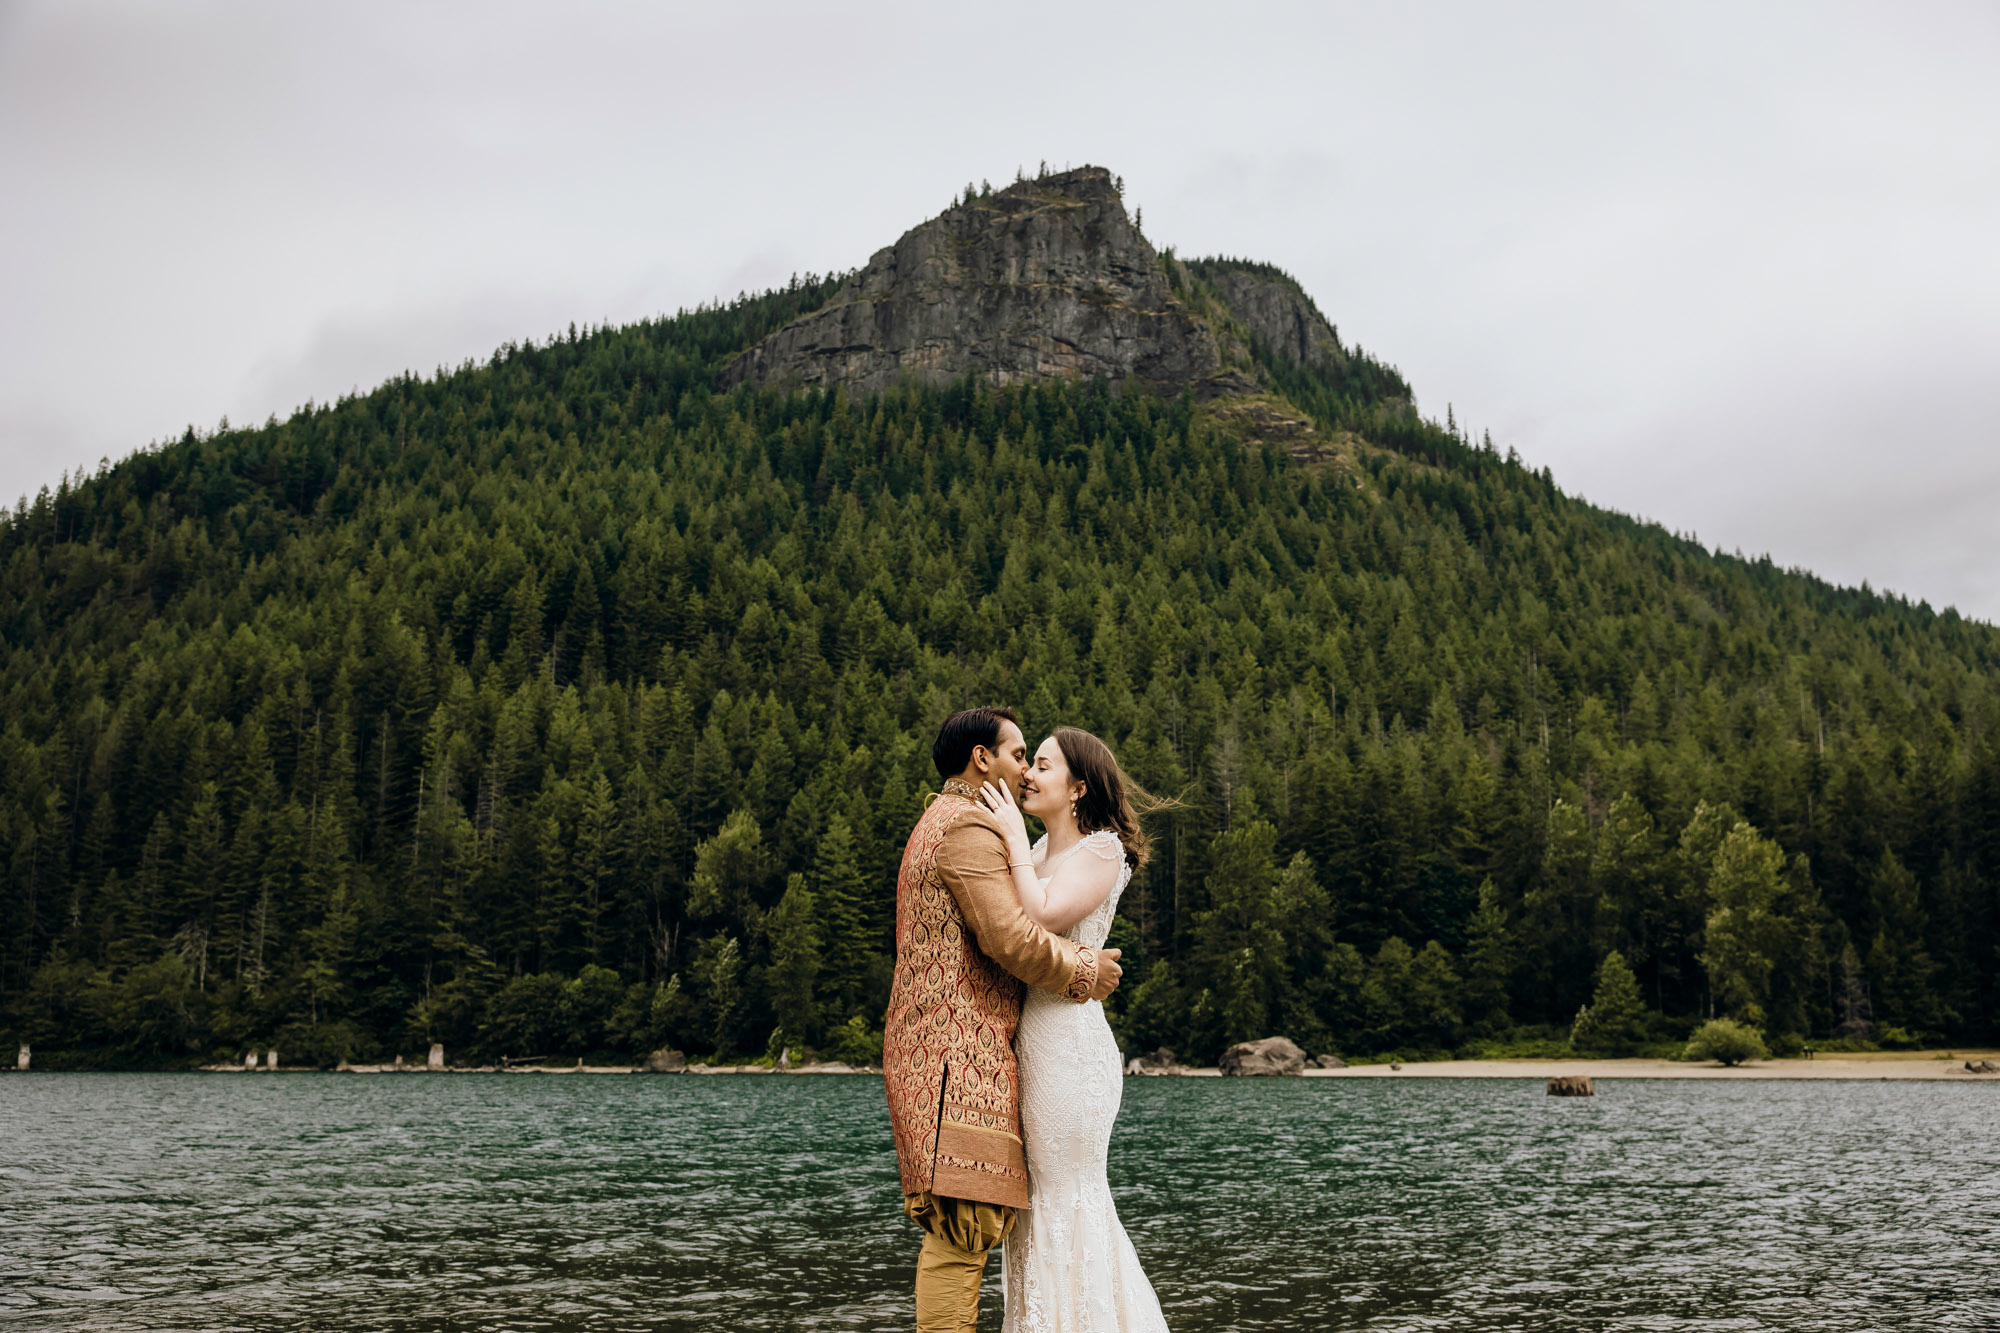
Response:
[883,707,1124,1332]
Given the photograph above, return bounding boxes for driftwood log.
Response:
[1547,1075,1595,1096]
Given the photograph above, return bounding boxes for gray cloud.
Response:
[3,0,1996,620]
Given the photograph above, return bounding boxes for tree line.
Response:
[2,266,1995,1068]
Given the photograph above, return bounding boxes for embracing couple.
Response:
[883,707,1169,1332]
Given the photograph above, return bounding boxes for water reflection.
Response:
[2,1073,1993,1329]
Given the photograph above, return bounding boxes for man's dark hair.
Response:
[932,707,1020,780]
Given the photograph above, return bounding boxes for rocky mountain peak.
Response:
[719,166,1342,402]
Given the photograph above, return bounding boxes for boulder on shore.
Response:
[1219,1036,1306,1077]
[1124,1046,1188,1076]
[1308,1053,1347,1070]
[645,1049,687,1073]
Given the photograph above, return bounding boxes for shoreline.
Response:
[1298,1053,2000,1082]
[20,1051,1995,1080]
[175,1060,884,1076]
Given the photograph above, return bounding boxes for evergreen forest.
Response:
[4,266,1997,1069]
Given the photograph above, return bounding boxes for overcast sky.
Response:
[4,1,1997,621]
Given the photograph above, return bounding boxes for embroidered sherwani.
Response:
[884,778,1100,1209]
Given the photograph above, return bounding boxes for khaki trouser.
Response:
[906,1192,1017,1332]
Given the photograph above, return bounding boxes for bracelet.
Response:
[1008,860,1033,870]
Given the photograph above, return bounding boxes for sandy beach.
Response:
[1295,1051,2000,1082]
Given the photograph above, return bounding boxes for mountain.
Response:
[720,165,1347,407]
[2,166,1995,1071]
[722,168,1395,467]
[725,167,1239,397]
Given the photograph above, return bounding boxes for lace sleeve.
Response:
[1078,829,1124,861]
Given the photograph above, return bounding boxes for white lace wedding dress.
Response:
[1002,829,1169,1332]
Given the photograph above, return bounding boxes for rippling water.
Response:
[2,1073,1994,1330]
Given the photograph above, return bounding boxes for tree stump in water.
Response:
[1547,1075,1595,1096]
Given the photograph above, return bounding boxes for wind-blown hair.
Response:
[1050,726,1163,870]
[932,707,1020,780]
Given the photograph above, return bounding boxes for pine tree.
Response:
[692,934,744,1056]
[1194,822,1287,1047]
[811,816,872,1025]
[300,800,356,1033]
[574,769,616,965]
[1406,941,1463,1049]
[1865,849,1946,1035]
[1360,937,1415,1052]
[1571,950,1648,1054]
[766,874,821,1050]
[688,810,774,938]
[1460,879,1513,1034]
[1701,823,1787,1024]
[1833,939,1873,1040]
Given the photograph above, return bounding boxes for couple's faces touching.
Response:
[967,724,1084,822]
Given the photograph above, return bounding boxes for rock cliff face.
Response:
[720,166,1337,400]
[1199,267,1347,375]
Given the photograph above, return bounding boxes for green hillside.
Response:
[3,267,1995,1068]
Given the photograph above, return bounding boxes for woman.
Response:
[978,726,1170,1332]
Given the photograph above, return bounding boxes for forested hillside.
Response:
[4,266,1996,1068]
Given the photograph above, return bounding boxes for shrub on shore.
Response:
[1682,1018,1768,1066]
[823,1016,884,1067]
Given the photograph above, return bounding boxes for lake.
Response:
[2,1072,1994,1330]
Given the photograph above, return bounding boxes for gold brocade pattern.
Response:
[1062,945,1099,1002]
[883,791,1032,1207]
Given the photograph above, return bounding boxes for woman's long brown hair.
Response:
[1050,726,1165,870]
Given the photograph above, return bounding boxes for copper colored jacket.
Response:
[883,779,1100,1207]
